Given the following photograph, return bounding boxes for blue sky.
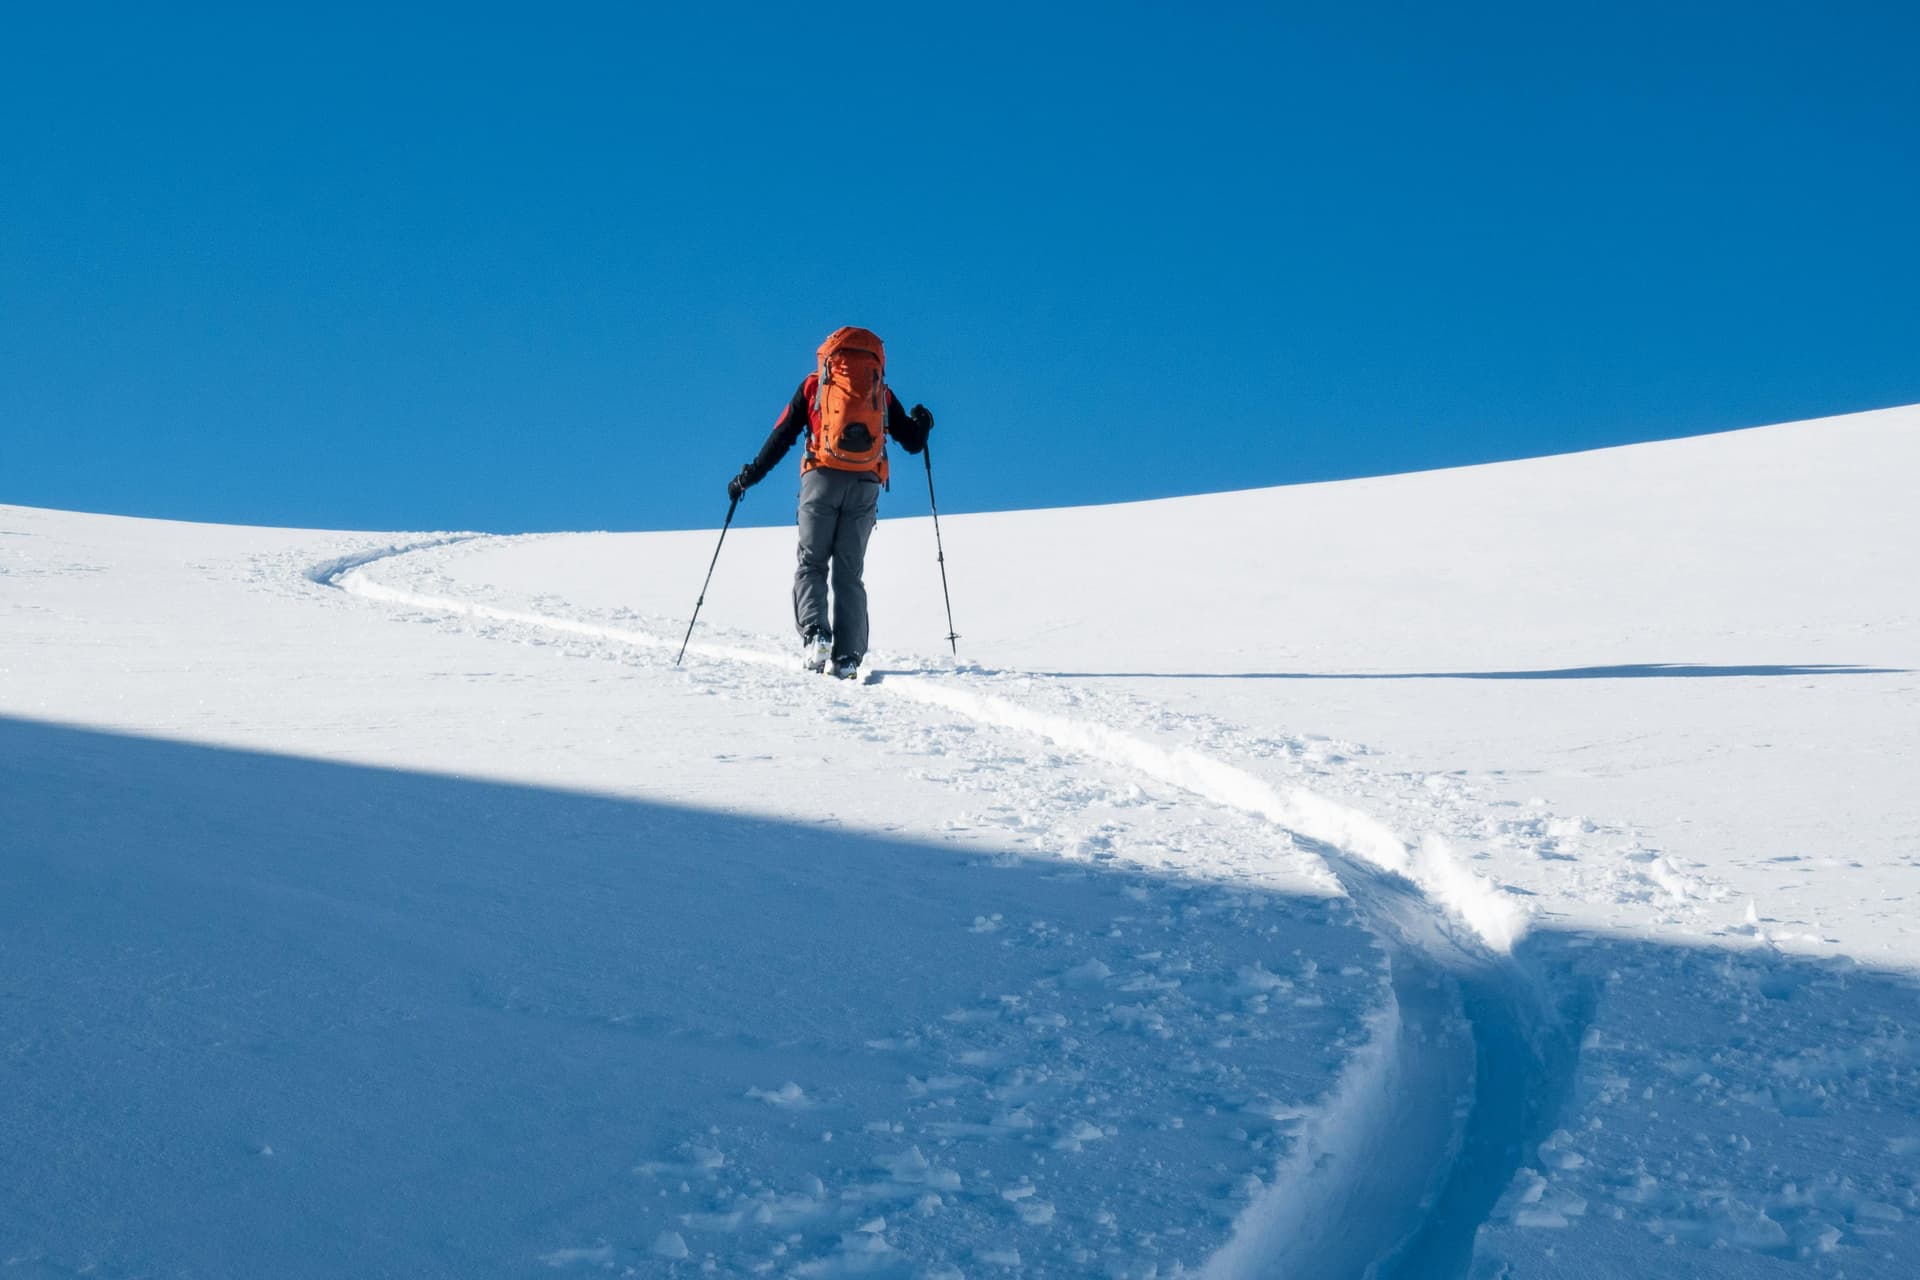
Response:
[4,2,1916,532]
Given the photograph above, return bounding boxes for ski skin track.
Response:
[303,534,484,587]
[313,534,1586,1279]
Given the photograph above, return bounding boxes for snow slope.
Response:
[3,403,1918,1277]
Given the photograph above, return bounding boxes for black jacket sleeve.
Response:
[887,391,929,455]
[741,378,812,484]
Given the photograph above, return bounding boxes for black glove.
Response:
[727,466,755,502]
[910,404,934,435]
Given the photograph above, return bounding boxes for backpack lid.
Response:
[818,326,885,371]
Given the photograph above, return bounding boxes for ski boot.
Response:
[801,630,832,674]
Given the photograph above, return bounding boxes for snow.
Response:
[3,402,1919,1276]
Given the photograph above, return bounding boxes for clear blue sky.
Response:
[5,2,1916,532]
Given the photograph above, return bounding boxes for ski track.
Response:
[301,533,485,587]
[309,533,1590,1279]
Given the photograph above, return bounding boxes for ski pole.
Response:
[923,442,960,655]
[676,494,739,665]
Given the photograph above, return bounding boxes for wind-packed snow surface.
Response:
[4,404,1919,1278]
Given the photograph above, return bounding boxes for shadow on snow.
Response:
[0,715,1372,1277]
[1016,664,1908,682]
[4,717,1916,1279]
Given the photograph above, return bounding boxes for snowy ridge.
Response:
[325,536,1574,1278]
[12,410,1919,1277]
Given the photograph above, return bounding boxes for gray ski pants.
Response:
[793,468,881,664]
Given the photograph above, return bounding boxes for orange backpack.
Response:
[809,326,890,484]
